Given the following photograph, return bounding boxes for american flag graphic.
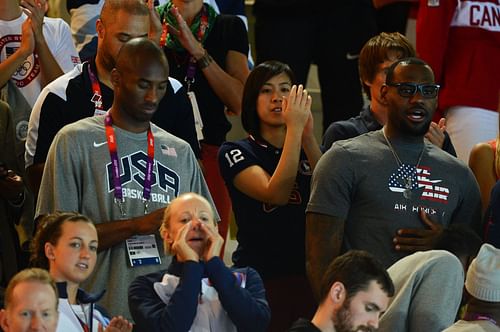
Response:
[388,164,449,203]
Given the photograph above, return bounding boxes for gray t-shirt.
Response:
[307,130,481,268]
[37,115,214,319]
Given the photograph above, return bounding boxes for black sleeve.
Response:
[129,263,203,332]
[153,84,201,158]
[206,258,270,332]
[33,93,69,165]
[221,14,249,55]
[441,131,457,157]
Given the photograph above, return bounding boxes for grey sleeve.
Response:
[450,167,482,233]
[380,251,464,332]
[36,129,81,218]
[307,143,354,219]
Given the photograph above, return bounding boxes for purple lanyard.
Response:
[183,5,209,91]
[464,312,498,326]
[104,114,154,216]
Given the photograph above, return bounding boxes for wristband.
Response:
[197,50,213,69]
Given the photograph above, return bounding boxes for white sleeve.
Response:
[43,18,81,73]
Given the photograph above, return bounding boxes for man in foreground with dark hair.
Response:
[289,250,394,332]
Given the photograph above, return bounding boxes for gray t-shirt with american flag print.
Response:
[307,129,481,268]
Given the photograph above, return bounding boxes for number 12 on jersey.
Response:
[224,149,244,167]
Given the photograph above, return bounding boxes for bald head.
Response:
[115,37,169,77]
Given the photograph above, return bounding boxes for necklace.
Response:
[382,129,425,200]
[68,301,90,332]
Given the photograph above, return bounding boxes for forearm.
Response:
[196,49,248,115]
[207,258,269,331]
[25,163,44,204]
[302,134,322,171]
[0,48,31,87]
[34,38,64,87]
[199,60,244,114]
[306,212,344,299]
[95,218,138,251]
[265,127,304,203]
[95,207,165,251]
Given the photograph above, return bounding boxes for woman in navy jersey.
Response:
[218,61,322,331]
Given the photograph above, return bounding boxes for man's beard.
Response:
[334,300,376,332]
[99,48,116,72]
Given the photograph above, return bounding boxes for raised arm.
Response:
[22,0,64,86]
[232,86,312,205]
[0,19,34,88]
[301,112,322,170]
[167,6,249,114]
[469,142,497,214]
[94,207,165,251]
[306,212,345,298]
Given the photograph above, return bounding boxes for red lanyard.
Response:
[104,114,155,216]
[87,65,106,116]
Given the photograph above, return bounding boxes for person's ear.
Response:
[162,227,173,245]
[330,282,346,304]
[380,84,389,105]
[96,19,105,39]
[45,242,56,261]
[0,309,10,331]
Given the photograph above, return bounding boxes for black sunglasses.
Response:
[385,82,440,99]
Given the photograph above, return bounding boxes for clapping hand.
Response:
[282,85,312,134]
[425,118,446,149]
[166,6,205,58]
[100,316,133,332]
[0,165,24,202]
[20,0,46,42]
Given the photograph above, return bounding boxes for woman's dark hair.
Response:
[241,60,295,140]
[319,250,395,303]
[30,212,94,270]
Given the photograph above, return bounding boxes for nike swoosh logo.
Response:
[93,141,107,147]
[346,53,359,60]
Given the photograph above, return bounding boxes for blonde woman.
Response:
[128,193,270,332]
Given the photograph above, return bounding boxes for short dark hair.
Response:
[359,32,415,100]
[115,37,169,75]
[241,61,294,140]
[318,250,395,303]
[385,57,431,85]
[100,0,149,25]
[30,212,94,270]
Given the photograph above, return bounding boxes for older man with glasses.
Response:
[305,57,482,297]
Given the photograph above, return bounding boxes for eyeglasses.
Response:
[385,82,440,99]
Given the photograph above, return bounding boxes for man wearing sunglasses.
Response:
[322,32,456,157]
[306,57,481,298]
